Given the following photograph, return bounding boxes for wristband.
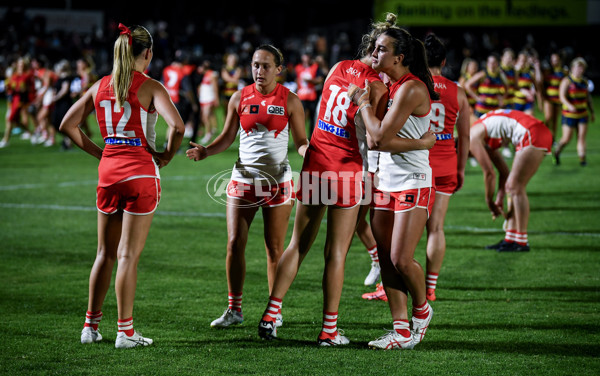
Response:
[359,103,372,112]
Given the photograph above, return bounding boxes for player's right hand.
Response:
[186,142,208,161]
[421,130,436,149]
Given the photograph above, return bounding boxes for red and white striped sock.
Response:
[83,310,102,330]
[117,317,135,337]
[228,292,242,312]
[426,273,439,291]
[320,311,338,338]
[505,230,517,243]
[262,296,282,322]
[393,319,411,338]
[514,232,528,246]
[366,245,379,263]
[412,301,431,320]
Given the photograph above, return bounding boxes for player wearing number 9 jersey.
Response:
[60,24,184,348]
[423,34,470,302]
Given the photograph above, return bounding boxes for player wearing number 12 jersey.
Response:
[60,24,184,348]
[423,34,470,302]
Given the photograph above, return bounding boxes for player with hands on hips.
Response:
[60,23,185,348]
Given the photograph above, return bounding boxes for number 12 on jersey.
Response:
[99,100,137,137]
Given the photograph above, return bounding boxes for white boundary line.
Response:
[0,176,211,191]
[1,202,599,237]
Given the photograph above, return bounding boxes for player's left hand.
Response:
[146,147,169,168]
[347,79,371,108]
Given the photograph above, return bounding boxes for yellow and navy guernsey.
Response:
[501,64,516,108]
[544,66,567,105]
[474,69,506,115]
[222,65,238,99]
[562,74,589,120]
[462,72,477,108]
[512,66,535,107]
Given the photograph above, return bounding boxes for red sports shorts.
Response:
[296,171,363,208]
[96,177,161,215]
[227,180,294,207]
[372,187,435,217]
[433,174,457,195]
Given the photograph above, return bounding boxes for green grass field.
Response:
[1,98,599,375]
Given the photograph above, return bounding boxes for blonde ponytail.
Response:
[110,24,153,112]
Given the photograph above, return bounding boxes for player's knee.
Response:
[96,246,117,263]
[505,181,526,196]
[227,235,247,255]
[390,253,412,275]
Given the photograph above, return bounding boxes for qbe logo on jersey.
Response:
[267,105,285,116]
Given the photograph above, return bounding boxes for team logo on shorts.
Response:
[400,194,415,203]
[206,169,279,208]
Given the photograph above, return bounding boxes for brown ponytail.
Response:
[359,12,401,57]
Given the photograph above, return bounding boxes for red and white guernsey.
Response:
[295,63,319,101]
[476,109,552,153]
[162,64,185,103]
[429,75,460,177]
[376,73,432,192]
[199,69,217,105]
[95,72,159,187]
[233,83,292,184]
[302,60,383,177]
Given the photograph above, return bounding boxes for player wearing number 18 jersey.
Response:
[259,57,389,346]
[60,24,184,348]
[298,59,382,207]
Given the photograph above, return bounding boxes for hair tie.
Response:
[118,23,132,45]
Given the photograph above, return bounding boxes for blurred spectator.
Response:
[294,51,324,138]
[1,56,35,148]
[541,51,568,141]
[198,58,219,143]
[554,58,595,166]
[220,52,242,115]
